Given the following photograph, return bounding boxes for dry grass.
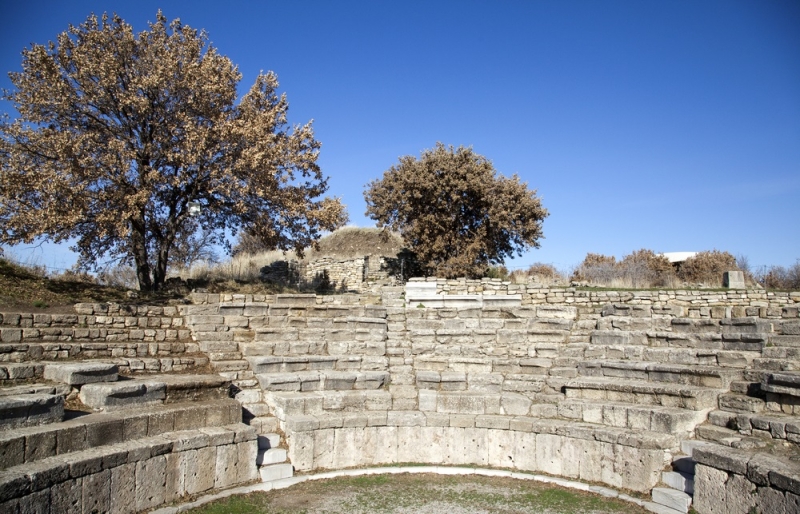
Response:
[306,227,404,260]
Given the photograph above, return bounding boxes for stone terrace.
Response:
[1,284,799,513]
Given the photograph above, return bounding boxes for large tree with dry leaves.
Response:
[364,143,548,278]
[0,12,347,290]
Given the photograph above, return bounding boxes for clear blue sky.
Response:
[1,0,798,273]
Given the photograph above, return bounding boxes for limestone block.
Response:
[693,464,729,514]
[135,455,167,511]
[486,429,516,469]
[501,393,531,416]
[0,394,64,429]
[652,487,691,512]
[757,486,788,514]
[0,433,24,468]
[16,488,48,513]
[332,428,365,469]
[724,271,746,289]
[418,390,437,411]
[50,477,83,513]
[559,437,583,479]
[577,439,603,484]
[511,430,537,471]
[260,463,294,481]
[107,464,135,513]
[725,472,758,513]
[185,447,216,495]
[663,470,694,494]
[79,381,165,411]
[236,440,259,483]
[694,445,750,475]
[43,362,119,385]
[536,433,563,475]
[82,468,111,514]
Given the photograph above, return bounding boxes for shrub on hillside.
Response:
[759,261,800,290]
[509,263,566,284]
[678,250,738,286]
[573,249,677,288]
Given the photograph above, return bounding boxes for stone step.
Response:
[762,347,800,360]
[563,377,722,410]
[79,374,230,411]
[580,347,760,369]
[42,362,118,385]
[556,399,708,437]
[260,462,294,482]
[257,432,281,450]
[206,352,243,361]
[248,416,281,435]
[247,355,340,373]
[257,447,287,466]
[695,424,767,449]
[282,411,680,452]
[578,360,741,388]
[256,370,389,392]
[662,470,694,494]
[266,390,393,419]
[762,371,800,397]
[210,360,249,372]
[717,393,765,413]
[0,383,69,397]
[728,380,763,396]
[0,393,65,429]
[0,353,206,376]
[650,487,691,513]
[769,335,800,347]
[752,358,800,371]
[709,409,800,442]
[0,399,242,469]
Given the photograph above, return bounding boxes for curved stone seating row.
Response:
[255,370,389,392]
[0,399,242,470]
[577,360,743,388]
[0,423,258,514]
[0,356,208,380]
[266,390,392,420]
[281,410,676,493]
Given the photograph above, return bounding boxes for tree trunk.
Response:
[130,217,153,291]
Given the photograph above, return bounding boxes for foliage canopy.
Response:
[0,12,347,290]
[364,143,548,278]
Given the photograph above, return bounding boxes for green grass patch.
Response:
[186,473,650,514]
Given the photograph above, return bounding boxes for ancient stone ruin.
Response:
[1,279,799,513]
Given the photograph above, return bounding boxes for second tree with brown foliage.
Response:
[364,144,548,278]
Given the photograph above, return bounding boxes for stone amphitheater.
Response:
[2,277,799,513]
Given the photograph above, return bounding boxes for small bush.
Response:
[678,250,738,286]
[485,265,510,280]
[50,267,97,284]
[509,263,565,284]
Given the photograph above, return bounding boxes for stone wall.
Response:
[407,277,800,309]
[0,304,205,377]
[259,256,398,293]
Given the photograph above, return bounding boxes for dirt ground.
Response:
[188,473,652,514]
